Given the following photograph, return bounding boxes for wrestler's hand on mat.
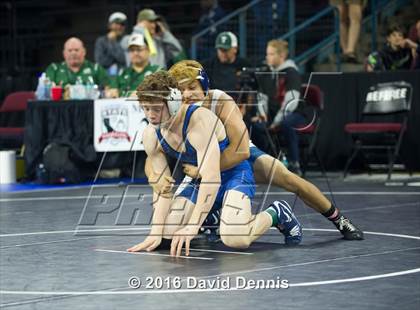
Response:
[170,225,199,257]
[149,172,175,198]
[127,235,162,252]
[182,164,201,179]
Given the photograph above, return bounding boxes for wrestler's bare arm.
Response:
[142,126,173,232]
[215,92,250,170]
[184,108,222,228]
[127,126,173,252]
[169,109,222,256]
[144,134,175,198]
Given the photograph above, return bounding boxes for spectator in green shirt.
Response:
[45,37,110,89]
[108,33,160,98]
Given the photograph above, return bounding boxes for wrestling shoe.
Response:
[205,227,221,243]
[333,215,364,240]
[267,200,303,245]
[200,209,221,243]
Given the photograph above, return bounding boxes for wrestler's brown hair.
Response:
[136,70,177,102]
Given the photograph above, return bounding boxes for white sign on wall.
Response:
[94,98,147,152]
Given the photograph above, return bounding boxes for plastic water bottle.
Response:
[71,77,86,99]
[44,76,52,100]
[86,76,96,99]
[35,73,46,100]
[36,163,48,184]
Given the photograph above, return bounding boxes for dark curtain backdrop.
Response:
[304,71,420,171]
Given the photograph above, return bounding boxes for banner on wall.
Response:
[94,98,147,152]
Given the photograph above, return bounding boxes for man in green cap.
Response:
[202,31,250,93]
[108,33,160,97]
[45,37,110,88]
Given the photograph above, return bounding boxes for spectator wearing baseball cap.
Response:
[122,8,184,69]
[107,33,161,98]
[202,31,250,94]
[94,12,128,76]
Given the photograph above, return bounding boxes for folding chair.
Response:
[0,91,35,149]
[298,84,324,176]
[343,81,412,180]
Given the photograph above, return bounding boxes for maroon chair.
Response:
[343,81,412,180]
[298,84,324,176]
[0,91,35,148]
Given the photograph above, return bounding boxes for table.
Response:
[24,100,95,178]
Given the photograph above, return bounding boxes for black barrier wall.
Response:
[23,71,420,179]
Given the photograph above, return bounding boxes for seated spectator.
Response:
[122,8,184,69]
[202,31,250,96]
[45,37,109,88]
[252,39,304,175]
[366,24,419,71]
[107,34,160,98]
[94,12,128,77]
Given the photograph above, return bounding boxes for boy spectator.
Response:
[366,24,419,71]
[253,39,304,175]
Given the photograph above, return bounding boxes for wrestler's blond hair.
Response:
[168,60,203,85]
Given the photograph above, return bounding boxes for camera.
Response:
[238,67,264,90]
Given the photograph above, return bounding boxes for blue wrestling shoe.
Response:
[266,200,302,245]
[199,209,221,243]
[205,227,221,243]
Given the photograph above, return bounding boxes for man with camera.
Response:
[122,9,184,69]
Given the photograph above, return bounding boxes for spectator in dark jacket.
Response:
[202,31,250,97]
[94,12,127,77]
[366,24,419,71]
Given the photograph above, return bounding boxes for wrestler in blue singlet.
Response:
[155,105,255,211]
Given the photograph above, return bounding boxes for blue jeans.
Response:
[278,112,306,163]
[249,121,271,153]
